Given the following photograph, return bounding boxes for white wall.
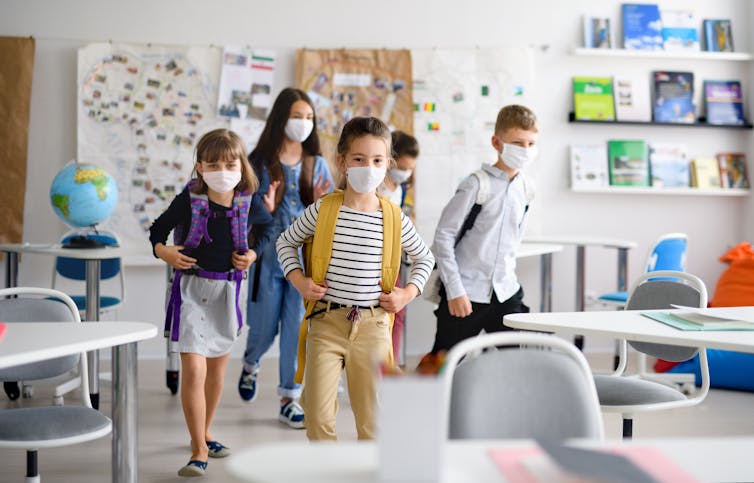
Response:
[1,0,752,359]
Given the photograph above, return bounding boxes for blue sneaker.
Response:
[279,400,305,429]
[206,440,231,458]
[177,460,207,477]
[238,367,259,403]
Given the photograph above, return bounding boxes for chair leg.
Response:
[622,418,633,439]
[26,450,40,483]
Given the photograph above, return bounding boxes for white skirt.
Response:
[171,273,247,357]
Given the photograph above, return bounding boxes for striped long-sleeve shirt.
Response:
[276,199,435,307]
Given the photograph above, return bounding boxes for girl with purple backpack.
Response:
[149,128,273,477]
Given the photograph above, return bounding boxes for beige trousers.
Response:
[301,302,391,440]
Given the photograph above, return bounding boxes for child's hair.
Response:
[336,116,392,158]
[391,131,419,159]
[192,128,259,194]
[494,105,538,134]
[250,87,321,206]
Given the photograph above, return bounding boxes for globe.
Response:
[49,162,118,228]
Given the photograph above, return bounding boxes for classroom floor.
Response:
[2,353,754,483]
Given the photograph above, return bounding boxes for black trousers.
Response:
[430,286,529,353]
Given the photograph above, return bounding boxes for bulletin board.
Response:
[0,36,35,250]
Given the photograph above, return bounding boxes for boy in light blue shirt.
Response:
[430,105,538,352]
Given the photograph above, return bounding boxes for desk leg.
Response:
[574,245,585,350]
[112,342,138,483]
[614,248,630,370]
[85,259,101,410]
[539,253,553,312]
[5,251,18,288]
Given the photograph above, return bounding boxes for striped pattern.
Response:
[277,200,434,307]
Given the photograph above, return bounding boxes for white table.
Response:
[504,306,754,353]
[517,242,564,312]
[1,242,126,407]
[0,321,157,483]
[225,437,754,482]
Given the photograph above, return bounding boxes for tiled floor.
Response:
[2,354,754,483]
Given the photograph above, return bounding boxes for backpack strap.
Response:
[181,191,211,250]
[230,191,252,253]
[298,155,316,207]
[471,169,491,204]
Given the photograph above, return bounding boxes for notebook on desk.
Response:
[642,311,754,331]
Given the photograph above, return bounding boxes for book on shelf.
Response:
[572,77,615,121]
[716,152,750,189]
[661,10,700,52]
[652,71,696,124]
[690,157,722,188]
[607,140,650,187]
[583,16,613,49]
[704,80,746,126]
[570,144,608,189]
[649,143,689,188]
[703,19,734,52]
[622,3,663,51]
[613,76,651,122]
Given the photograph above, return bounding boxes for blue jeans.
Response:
[243,250,305,399]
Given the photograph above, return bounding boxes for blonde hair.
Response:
[494,105,538,134]
[191,129,259,194]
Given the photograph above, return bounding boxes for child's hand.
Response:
[232,250,257,271]
[313,174,333,201]
[448,295,473,318]
[155,244,197,270]
[263,180,281,213]
[289,270,328,300]
[378,282,419,313]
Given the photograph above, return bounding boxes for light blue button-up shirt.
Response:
[432,163,530,304]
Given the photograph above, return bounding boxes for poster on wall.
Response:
[217,45,276,120]
[77,42,228,257]
[410,47,535,237]
[0,36,35,250]
[295,49,414,169]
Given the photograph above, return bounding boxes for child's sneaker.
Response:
[279,400,305,429]
[238,367,259,403]
[177,460,207,477]
[206,440,231,458]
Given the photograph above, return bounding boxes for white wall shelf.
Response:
[571,47,753,62]
[571,187,750,196]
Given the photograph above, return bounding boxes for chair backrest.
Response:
[442,332,604,441]
[645,233,687,273]
[626,270,707,361]
[56,231,120,281]
[0,287,81,381]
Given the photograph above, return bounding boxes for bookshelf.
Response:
[567,112,754,129]
[571,186,749,196]
[571,47,753,62]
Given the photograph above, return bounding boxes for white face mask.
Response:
[347,166,387,194]
[284,118,314,143]
[500,143,538,170]
[388,168,412,184]
[202,170,241,193]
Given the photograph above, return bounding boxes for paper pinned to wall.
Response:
[217,46,276,120]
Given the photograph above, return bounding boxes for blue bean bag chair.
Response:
[669,350,754,392]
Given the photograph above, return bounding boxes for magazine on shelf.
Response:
[703,19,734,52]
[704,80,746,125]
[661,10,700,51]
[607,140,650,187]
[572,76,615,121]
[716,153,750,189]
[653,71,696,124]
[570,144,609,189]
[613,76,651,122]
[583,16,613,49]
[622,3,663,51]
[649,143,689,188]
[690,157,722,188]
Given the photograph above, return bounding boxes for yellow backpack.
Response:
[295,190,402,383]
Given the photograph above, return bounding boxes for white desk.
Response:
[1,243,126,407]
[0,321,156,483]
[225,438,754,482]
[517,242,564,312]
[504,306,754,353]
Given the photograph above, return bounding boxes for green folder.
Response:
[642,311,754,331]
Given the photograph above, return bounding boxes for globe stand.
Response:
[62,235,107,249]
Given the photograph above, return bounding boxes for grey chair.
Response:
[441,332,604,441]
[594,270,710,439]
[0,287,112,483]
